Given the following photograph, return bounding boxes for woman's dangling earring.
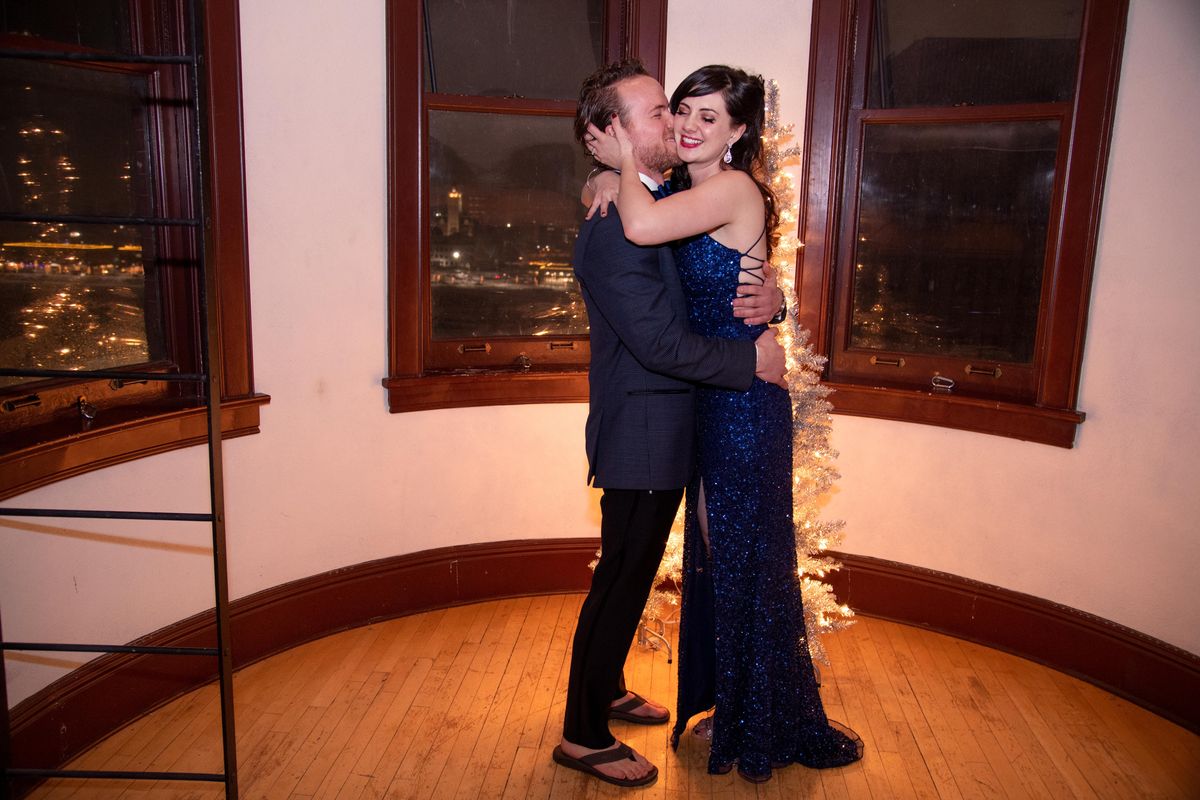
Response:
[723,143,733,164]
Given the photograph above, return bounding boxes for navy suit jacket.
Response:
[573,207,755,490]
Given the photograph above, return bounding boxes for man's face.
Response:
[613,75,679,176]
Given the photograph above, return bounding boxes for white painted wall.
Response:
[4,0,1198,707]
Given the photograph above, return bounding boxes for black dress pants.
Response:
[562,487,684,748]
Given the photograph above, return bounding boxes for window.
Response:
[0,0,263,498]
[798,0,1128,446]
[384,0,667,411]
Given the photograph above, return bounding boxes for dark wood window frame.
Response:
[383,0,667,412]
[797,0,1128,447]
[0,0,267,500]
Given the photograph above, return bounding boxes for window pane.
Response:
[0,224,168,388]
[424,0,603,99]
[428,110,591,339]
[849,120,1059,364]
[867,0,1083,108]
[0,0,132,52]
[0,60,155,218]
[1,60,167,387]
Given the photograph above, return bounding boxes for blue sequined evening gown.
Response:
[670,231,864,781]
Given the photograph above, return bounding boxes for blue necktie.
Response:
[651,182,672,200]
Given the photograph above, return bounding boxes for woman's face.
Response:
[672,91,746,167]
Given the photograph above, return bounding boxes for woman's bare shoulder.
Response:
[705,169,763,201]
[706,168,756,188]
[709,170,764,214]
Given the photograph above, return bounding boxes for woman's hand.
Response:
[585,122,624,170]
[608,116,638,168]
[585,170,621,220]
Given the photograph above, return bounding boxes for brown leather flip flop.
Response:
[608,691,670,725]
[552,742,658,787]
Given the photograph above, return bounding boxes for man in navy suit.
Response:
[553,60,786,788]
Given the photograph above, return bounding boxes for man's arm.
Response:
[754,329,786,387]
[577,211,761,390]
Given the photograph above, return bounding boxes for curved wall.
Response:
[4,0,1198,708]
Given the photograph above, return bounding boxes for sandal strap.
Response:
[578,743,635,766]
[610,691,650,714]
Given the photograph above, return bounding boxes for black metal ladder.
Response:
[1,0,238,795]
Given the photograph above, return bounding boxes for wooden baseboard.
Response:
[8,539,1198,784]
[825,552,1200,734]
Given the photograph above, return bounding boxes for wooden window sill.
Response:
[383,370,587,413]
[0,393,270,500]
[826,382,1084,447]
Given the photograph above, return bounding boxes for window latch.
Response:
[78,396,99,421]
[931,375,955,393]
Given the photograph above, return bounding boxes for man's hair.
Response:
[574,58,649,157]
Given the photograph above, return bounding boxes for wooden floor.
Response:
[27,594,1200,799]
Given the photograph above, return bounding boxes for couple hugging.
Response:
[554,60,865,787]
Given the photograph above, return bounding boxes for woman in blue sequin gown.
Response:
[588,64,864,782]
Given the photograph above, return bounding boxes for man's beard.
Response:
[635,138,680,174]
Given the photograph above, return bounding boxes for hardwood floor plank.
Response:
[641,621,677,792]
[773,758,826,800]
[1035,675,1148,799]
[518,595,573,751]
[364,701,432,798]
[987,660,1101,798]
[302,671,394,798]
[422,605,510,798]
[898,625,1007,798]
[427,598,523,798]
[263,676,367,798]
[1071,678,1200,797]
[308,627,383,709]
[392,639,483,793]
[239,704,326,798]
[486,595,561,775]
[523,596,581,800]
[265,639,354,732]
[823,630,892,799]
[454,598,537,798]
[959,644,1078,799]
[339,655,433,791]
[866,624,955,799]
[476,596,554,798]
[927,637,1039,800]
[498,744,540,800]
